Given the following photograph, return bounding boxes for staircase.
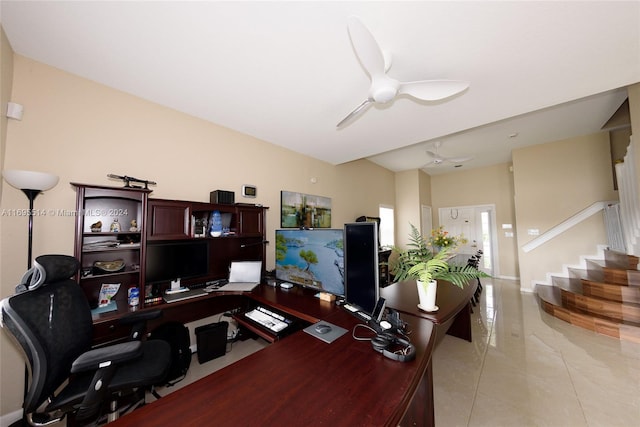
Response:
[536,249,640,343]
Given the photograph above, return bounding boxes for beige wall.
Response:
[0,27,13,174]
[394,169,422,247]
[430,163,518,278]
[512,132,618,291]
[0,55,395,417]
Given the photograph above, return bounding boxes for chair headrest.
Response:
[16,255,80,293]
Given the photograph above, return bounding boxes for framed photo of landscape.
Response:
[281,191,332,228]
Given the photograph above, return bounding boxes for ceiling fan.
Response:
[337,16,469,128]
[423,141,473,168]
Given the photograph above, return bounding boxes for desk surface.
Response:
[381,279,476,325]
[108,281,475,426]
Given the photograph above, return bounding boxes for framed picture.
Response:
[281,191,332,228]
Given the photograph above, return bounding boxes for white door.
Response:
[439,207,478,253]
[439,205,496,276]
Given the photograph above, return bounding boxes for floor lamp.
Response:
[2,169,59,427]
[2,169,59,269]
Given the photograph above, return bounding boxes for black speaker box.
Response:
[210,190,235,204]
[195,321,228,364]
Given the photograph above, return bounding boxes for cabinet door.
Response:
[237,207,263,236]
[148,200,191,240]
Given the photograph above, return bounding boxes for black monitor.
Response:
[274,228,344,296]
[145,240,209,284]
[344,222,379,314]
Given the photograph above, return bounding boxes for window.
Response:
[379,205,394,248]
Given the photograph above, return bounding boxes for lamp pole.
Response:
[21,189,42,269]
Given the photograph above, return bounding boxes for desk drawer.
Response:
[92,320,131,345]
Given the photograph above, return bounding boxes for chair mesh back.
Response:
[3,279,94,413]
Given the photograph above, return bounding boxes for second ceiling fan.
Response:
[423,141,473,168]
[337,16,469,128]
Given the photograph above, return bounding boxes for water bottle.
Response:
[210,210,223,237]
[128,287,139,307]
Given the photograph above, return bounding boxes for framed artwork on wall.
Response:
[281,191,332,228]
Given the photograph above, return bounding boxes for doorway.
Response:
[438,205,497,276]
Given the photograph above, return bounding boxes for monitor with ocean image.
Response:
[275,229,344,296]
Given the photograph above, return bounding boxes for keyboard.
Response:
[163,288,207,303]
[244,306,290,333]
[190,279,228,291]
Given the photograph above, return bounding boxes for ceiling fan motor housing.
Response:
[370,77,400,103]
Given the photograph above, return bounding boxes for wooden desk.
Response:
[381,279,477,343]
[108,281,473,426]
[109,289,435,426]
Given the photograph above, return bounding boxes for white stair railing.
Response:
[604,203,625,252]
[615,136,640,256]
[521,201,618,253]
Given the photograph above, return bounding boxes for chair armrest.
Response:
[119,308,163,340]
[71,341,142,373]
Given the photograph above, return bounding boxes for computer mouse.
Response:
[315,324,332,334]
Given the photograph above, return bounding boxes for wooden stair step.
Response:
[604,249,639,270]
[581,279,640,304]
[585,258,640,285]
[566,267,595,281]
[602,267,640,286]
[560,288,640,325]
[537,285,640,343]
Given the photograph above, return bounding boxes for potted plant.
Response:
[390,224,489,312]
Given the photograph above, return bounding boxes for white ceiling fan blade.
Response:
[443,156,474,163]
[425,150,439,159]
[421,160,438,168]
[399,80,470,101]
[336,98,373,128]
[347,16,386,80]
[422,159,444,168]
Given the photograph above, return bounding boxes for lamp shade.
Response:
[3,170,59,191]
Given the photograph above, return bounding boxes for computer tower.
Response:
[195,321,228,363]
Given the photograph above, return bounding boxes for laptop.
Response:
[210,260,262,292]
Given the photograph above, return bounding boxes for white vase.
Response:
[417,279,438,312]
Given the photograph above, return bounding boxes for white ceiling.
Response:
[1,1,639,175]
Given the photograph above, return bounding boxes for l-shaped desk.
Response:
[107,279,477,427]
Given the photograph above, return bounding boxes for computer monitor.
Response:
[344,222,379,314]
[145,240,209,284]
[275,228,344,296]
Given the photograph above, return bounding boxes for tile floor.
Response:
[432,278,640,427]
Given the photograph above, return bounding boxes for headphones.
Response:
[370,331,416,362]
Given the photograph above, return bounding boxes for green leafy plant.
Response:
[390,224,489,289]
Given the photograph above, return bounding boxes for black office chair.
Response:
[467,250,483,309]
[1,255,171,426]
